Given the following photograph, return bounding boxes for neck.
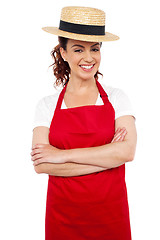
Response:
[66,76,97,94]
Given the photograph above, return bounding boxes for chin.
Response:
[80,72,98,80]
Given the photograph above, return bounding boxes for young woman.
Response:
[31,6,137,240]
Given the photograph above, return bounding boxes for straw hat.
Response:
[42,6,119,42]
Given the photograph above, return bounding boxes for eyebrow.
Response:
[91,43,100,47]
[71,43,100,48]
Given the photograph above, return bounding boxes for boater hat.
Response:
[42,6,119,42]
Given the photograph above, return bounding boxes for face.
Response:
[60,39,101,81]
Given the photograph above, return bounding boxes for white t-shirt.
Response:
[32,83,135,130]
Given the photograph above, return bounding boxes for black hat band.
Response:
[59,20,105,36]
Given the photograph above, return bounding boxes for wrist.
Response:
[63,149,74,163]
[61,149,71,163]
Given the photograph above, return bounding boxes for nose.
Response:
[83,50,93,62]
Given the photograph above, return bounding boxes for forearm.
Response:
[66,141,135,168]
[35,162,108,177]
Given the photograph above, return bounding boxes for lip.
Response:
[79,64,95,72]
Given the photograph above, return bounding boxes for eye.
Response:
[74,49,83,53]
[92,48,100,52]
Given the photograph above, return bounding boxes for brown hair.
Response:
[49,36,103,88]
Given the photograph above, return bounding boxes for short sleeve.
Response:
[32,98,51,130]
[113,88,136,120]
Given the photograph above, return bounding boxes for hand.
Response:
[31,144,66,166]
[111,127,127,143]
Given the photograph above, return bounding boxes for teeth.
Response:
[80,65,94,69]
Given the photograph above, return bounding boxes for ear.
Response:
[60,47,67,62]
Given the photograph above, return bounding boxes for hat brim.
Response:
[42,27,119,42]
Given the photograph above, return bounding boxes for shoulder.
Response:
[101,82,127,102]
[101,82,135,120]
[36,91,61,109]
[33,90,62,130]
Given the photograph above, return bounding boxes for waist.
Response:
[47,166,127,204]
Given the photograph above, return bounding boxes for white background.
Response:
[0,0,160,239]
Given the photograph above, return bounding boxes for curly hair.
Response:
[49,36,103,88]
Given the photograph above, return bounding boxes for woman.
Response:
[31,6,137,240]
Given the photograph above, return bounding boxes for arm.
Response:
[34,162,108,177]
[66,115,137,168]
[31,126,108,176]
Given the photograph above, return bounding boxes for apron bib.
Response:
[45,79,132,240]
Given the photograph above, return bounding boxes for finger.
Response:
[115,127,126,133]
[111,130,127,143]
[31,148,42,156]
[32,144,46,151]
[31,153,42,162]
[111,129,121,142]
[114,128,121,137]
[116,135,125,142]
[114,128,126,139]
[114,132,127,142]
[114,128,127,140]
[33,157,48,166]
[112,135,123,143]
[116,131,127,141]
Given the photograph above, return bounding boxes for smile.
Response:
[79,64,95,71]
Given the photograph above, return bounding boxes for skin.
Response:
[31,39,137,176]
[60,39,101,94]
[59,40,103,108]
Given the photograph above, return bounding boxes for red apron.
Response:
[46,79,132,240]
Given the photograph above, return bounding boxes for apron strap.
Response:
[53,82,67,114]
[55,78,109,112]
[95,79,109,105]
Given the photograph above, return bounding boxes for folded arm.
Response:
[33,162,108,177]
[31,115,136,175]
[66,115,137,168]
[31,126,108,176]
